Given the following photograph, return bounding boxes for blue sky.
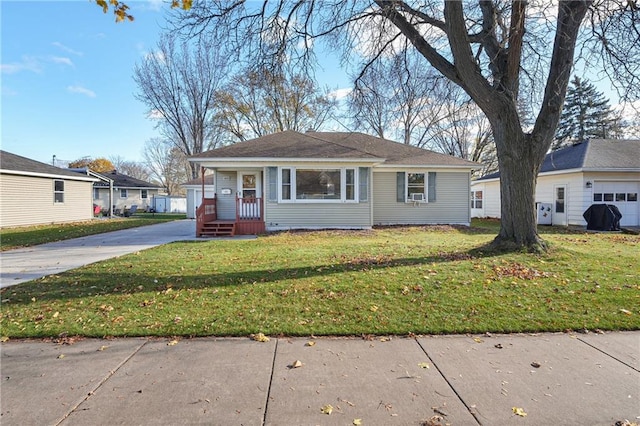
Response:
[1,0,182,165]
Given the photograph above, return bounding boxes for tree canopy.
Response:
[553,76,620,149]
[68,157,115,173]
[99,0,640,251]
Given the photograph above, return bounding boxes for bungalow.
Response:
[89,170,162,214]
[471,139,640,227]
[0,150,98,228]
[190,131,480,236]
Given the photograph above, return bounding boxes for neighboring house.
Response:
[89,170,162,214]
[189,131,480,236]
[183,175,215,219]
[0,150,98,228]
[471,139,640,227]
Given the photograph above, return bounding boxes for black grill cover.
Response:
[582,204,622,231]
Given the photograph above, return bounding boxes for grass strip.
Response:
[1,222,638,338]
[0,213,186,251]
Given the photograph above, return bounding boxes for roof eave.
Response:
[0,169,99,182]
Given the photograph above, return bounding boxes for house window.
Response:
[628,193,638,202]
[281,168,292,200]
[593,193,603,202]
[603,193,613,202]
[615,193,626,202]
[345,169,355,201]
[120,189,128,198]
[407,173,425,200]
[94,188,100,200]
[54,180,64,203]
[471,190,483,209]
[278,167,364,203]
[141,189,148,199]
[396,172,436,203]
[297,169,341,199]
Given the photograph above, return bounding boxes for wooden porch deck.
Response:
[196,196,265,237]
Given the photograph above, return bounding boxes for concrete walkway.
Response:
[1,332,638,425]
[0,220,245,288]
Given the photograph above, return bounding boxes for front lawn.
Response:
[0,213,186,251]
[1,221,638,338]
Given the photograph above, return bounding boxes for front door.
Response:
[553,185,567,226]
[238,172,261,219]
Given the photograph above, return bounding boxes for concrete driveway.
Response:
[0,220,215,288]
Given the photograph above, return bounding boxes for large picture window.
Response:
[279,167,367,203]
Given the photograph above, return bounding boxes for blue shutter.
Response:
[428,172,436,202]
[397,172,405,202]
[267,167,278,202]
[359,167,369,202]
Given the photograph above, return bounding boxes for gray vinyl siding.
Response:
[1,174,93,227]
[265,202,371,229]
[373,171,471,225]
[215,171,238,220]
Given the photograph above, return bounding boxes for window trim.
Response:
[398,171,436,203]
[277,166,363,203]
[120,189,128,199]
[54,179,65,204]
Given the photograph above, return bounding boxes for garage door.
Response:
[592,181,639,226]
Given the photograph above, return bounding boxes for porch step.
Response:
[199,221,235,237]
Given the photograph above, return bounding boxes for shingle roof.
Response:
[192,130,480,168]
[475,139,640,181]
[182,175,215,186]
[92,170,162,189]
[0,150,95,180]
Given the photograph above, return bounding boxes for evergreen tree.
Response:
[554,76,618,150]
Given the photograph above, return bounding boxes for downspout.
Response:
[109,180,114,217]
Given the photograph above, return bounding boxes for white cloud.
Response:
[50,56,74,67]
[67,85,96,98]
[52,42,83,56]
[147,109,164,119]
[0,56,42,74]
[145,0,164,12]
[330,87,352,100]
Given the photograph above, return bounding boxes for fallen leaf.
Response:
[167,339,179,346]
[57,354,65,359]
[353,419,362,425]
[494,344,503,349]
[98,345,109,351]
[379,336,391,342]
[53,312,59,318]
[289,360,303,369]
[531,362,541,368]
[512,407,527,417]
[370,305,379,312]
[620,309,633,315]
[305,341,316,346]
[321,404,333,415]
[251,333,270,342]
[0,336,9,343]
[473,337,483,343]
[418,362,430,369]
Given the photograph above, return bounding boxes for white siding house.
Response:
[0,151,98,228]
[471,139,640,227]
[190,131,480,236]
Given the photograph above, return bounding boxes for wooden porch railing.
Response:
[196,196,217,237]
[236,196,265,235]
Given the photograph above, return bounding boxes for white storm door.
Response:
[553,185,567,226]
[238,172,261,219]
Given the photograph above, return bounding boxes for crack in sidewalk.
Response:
[55,340,149,425]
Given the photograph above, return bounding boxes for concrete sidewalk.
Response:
[0,220,240,288]
[2,332,638,425]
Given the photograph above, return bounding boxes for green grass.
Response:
[1,220,638,338]
[0,213,186,251]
